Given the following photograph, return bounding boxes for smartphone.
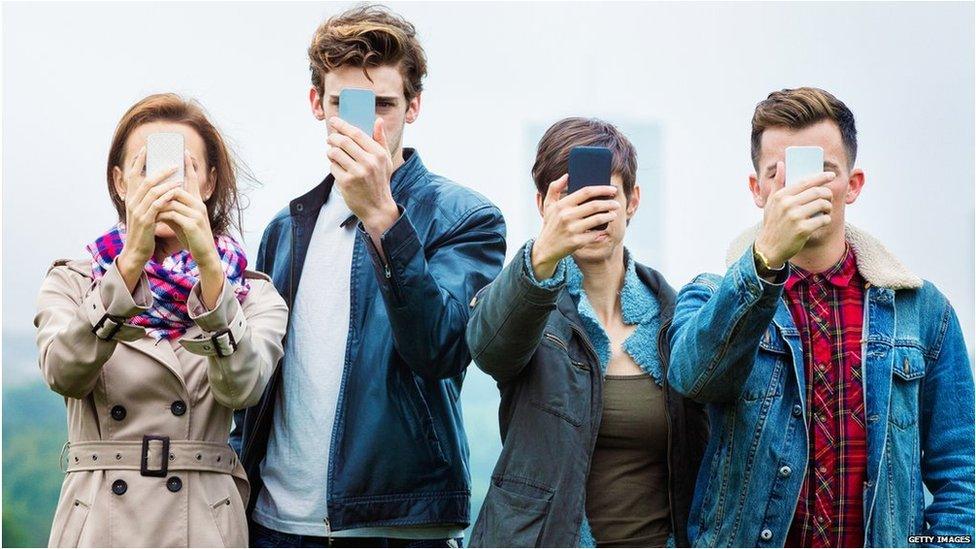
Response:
[146,132,185,186]
[568,146,614,231]
[785,146,824,186]
[339,88,377,137]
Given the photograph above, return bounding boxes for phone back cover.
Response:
[339,88,377,137]
[568,146,613,193]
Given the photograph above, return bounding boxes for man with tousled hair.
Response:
[668,87,974,547]
[230,5,506,547]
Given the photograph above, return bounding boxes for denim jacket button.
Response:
[760,529,773,541]
[791,404,802,417]
[778,465,792,477]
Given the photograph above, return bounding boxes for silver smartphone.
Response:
[785,146,824,186]
[146,132,185,186]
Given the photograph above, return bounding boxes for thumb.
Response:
[546,174,569,207]
[771,160,786,193]
[373,118,388,148]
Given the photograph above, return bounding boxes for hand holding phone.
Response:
[338,88,377,137]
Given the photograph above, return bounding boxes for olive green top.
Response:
[585,374,672,547]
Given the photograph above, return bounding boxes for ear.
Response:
[112,165,126,200]
[844,168,865,205]
[535,191,545,217]
[204,167,217,201]
[310,86,326,121]
[748,173,765,208]
[626,184,641,220]
[404,92,421,124]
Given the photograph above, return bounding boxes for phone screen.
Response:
[339,88,377,137]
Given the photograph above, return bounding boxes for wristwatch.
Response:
[753,245,786,279]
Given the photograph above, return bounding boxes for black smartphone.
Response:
[568,146,614,231]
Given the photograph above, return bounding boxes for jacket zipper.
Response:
[658,316,679,540]
[543,332,569,351]
[569,322,604,541]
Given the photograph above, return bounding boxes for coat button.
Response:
[760,529,773,541]
[167,476,182,492]
[778,465,792,477]
[112,479,127,495]
[170,400,187,416]
[110,405,126,421]
[791,404,802,417]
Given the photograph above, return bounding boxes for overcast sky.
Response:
[4,2,974,357]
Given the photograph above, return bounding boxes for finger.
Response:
[327,132,369,164]
[135,180,182,216]
[565,199,622,220]
[327,145,359,174]
[373,118,388,151]
[162,192,203,218]
[799,213,832,233]
[796,198,833,219]
[545,175,569,207]
[786,171,836,194]
[769,161,786,194]
[184,150,200,197]
[329,116,375,151]
[141,186,181,221]
[565,185,618,206]
[329,159,351,181]
[155,209,194,229]
[793,185,833,206]
[132,167,179,209]
[127,146,147,173]
[571,210,618,233]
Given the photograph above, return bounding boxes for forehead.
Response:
[758,119,847,168]
[322,65,405,98]
[124,121,205,158]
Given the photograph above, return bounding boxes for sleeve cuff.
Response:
[84,258,151,342]
[181,279,248,357]
[736,245,786,305]
[523,239,566,289]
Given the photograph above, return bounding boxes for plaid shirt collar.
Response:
[785,244,858,292]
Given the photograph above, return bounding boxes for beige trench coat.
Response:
[34,257,287,547]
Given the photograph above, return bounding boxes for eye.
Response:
[376,100,395,109]
[329,98,339,106]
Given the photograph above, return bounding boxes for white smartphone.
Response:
[785,146,824,186]
[146,132,185,186]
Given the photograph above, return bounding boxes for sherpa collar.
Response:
[725,223,923,290]
[565,250,664,386]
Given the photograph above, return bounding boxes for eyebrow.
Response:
[328,94,399,103]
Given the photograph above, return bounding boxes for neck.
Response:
[154,237,183,263]
[391,147,405,171]
[790,225,847,273]
[578,246,626,326]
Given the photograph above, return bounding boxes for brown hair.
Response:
[308,4,427,102]
[751,87,857,171]
[106,93,247,236]
[532,117,638,199]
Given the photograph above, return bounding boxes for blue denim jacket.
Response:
[230,149,507,533]
[668,224,975,548]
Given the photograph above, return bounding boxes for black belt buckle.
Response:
[141,435,170,477]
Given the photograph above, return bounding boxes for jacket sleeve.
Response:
[34,259,153,399]
[466,241,566,384]
[920,299,975,543]
[181,275,288,410]
[361,203,506,380]
[667,246,786,403]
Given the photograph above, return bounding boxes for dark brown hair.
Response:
[106,93,245,236]
[751,87,857,171]
[308,4,427,102]
[532,117,638,199]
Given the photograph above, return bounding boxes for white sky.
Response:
[4,1,974,357]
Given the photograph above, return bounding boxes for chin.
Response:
[572,235,619,264]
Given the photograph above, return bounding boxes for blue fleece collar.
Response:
[565,250,663,386]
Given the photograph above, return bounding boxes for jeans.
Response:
[250,522,463,548]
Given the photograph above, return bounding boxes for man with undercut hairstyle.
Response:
[668,87,974,548]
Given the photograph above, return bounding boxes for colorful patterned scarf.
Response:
[86,223,250,341]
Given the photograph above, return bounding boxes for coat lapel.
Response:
[121,336,186,389]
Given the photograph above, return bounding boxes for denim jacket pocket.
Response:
[741,335,788,402]
[889,346,926,430]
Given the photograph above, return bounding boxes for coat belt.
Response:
[64,439,238,475]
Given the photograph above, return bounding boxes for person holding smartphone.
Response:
[466,117,708,548]
[667,87,975,547]
[229,5,506,548]
[35,93,288,547]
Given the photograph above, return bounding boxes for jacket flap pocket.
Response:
[474,477,552,546]
[893,347,926,381]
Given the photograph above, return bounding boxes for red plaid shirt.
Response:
[783,246,868,548]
